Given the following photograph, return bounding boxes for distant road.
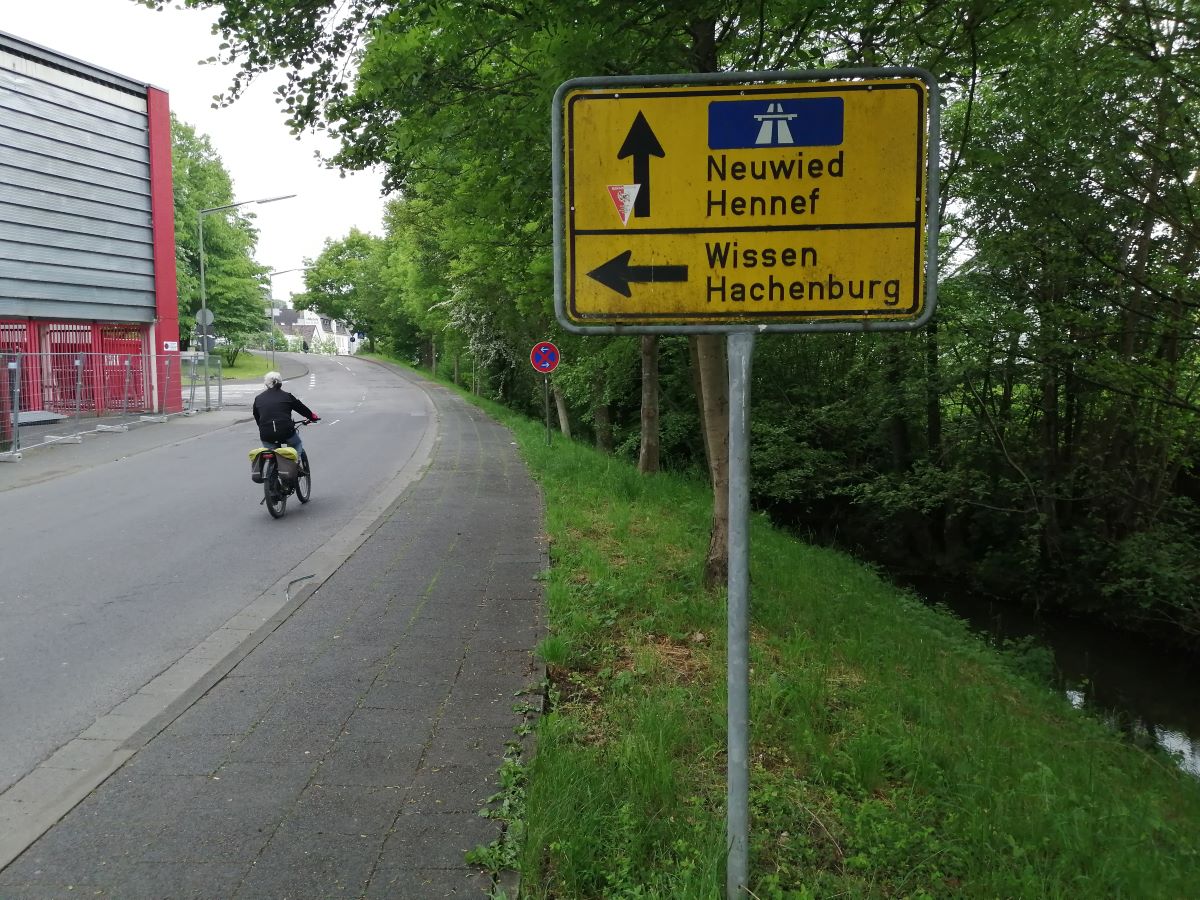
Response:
[0,355,432,793]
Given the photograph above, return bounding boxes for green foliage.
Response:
[1102,500,1200,637]
[466,745,528,876]
[456,385,1200,897]
[171,116,270,344]
[218,350,269,382]
[535,635,569,669]
[294,228,400,352]
[264,328,289,351]
[178,0,1200,644]
[998,635,1059,687]
[215,333,253,368]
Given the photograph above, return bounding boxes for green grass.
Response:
[178,350,272,384]
[221,351,272,381]
[381,358,1200,898]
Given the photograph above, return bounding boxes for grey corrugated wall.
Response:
[0,37,155,323]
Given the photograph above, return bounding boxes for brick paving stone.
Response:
[0,369,545,897]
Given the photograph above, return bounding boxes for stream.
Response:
[920,586,1200,777]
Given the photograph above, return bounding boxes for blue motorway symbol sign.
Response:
[707,97,844,149]
[530,341,561,373]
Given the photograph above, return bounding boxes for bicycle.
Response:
[253,419,314,519]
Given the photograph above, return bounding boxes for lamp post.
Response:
[197,193,296,410]
[265,267,307,369]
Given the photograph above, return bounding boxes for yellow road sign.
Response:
[556,73,937,330]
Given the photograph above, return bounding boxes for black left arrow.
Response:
[618,111,664,218]
[587,250,689,298]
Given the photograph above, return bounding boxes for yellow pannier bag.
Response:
[272,446,301,482]
[249,447,268,483]
[248,446,299,482]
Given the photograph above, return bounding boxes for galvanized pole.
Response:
[726,329,755,897]
[543,376,552,446]
[187,360,198,411]
[122,356,132,419]
[197,210,212,411]
[163,356,173,415]
[73,355,83,429]
[8,357,19,453]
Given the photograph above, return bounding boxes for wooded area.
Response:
[158,0,1200,649]
[171,116,270,350]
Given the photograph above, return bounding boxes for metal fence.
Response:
[0,352,223,458]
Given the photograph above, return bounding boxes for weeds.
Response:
[439,378,1200,898]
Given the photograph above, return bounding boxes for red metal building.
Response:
[0,30,181,426]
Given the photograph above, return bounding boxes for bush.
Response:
[1102,500,1200,638]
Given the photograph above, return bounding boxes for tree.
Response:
[145,0,761,584]
[154,0,1200,644]
[171,116,269,347]
[294,228,389,348]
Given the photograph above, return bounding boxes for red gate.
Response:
[99,325,148,412]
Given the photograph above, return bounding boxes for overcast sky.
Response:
[5,0,386,301]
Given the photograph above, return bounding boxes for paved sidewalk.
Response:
[0,374,546,898]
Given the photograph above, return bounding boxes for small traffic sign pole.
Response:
[530,342,561,446]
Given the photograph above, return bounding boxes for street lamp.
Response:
[265,267,308,368]
[197,193,297,410]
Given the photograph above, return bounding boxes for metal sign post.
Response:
[194,308,214,411]
[552,67,939,896]
[530,341,562,446]
[8,359,19,455]
[726,329,755,894]
[73,355,83,429]
[163,356,172,414]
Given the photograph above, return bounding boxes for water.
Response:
[920,587,1200,777]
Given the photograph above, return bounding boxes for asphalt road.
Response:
[0,354,433,794]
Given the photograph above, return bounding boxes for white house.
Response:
[272,305,360,355]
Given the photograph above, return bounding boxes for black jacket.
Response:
[252,386,316,443]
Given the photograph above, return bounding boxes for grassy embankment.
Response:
[399,360,1200,897]
[219,350,272,381]
[177,349,272,386]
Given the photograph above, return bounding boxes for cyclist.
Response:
[253,371,319,471]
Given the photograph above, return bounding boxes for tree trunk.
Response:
[925,321,942,457]
[593,365,613,453]
[638,334,660,473]
[689,337,712,473]
[595,402,613,454]
[696,333,729,589]
[925,320,947,559]
[1039,355,1062,556]
[453,351,460,386]
[552,383,572,440]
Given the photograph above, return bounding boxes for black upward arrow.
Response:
[618,111,664,218]
[587,250,689,298]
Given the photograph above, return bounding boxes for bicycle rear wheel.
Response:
[295,463,311,504]
[264,459,286,518]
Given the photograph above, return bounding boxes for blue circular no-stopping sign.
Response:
[530,341,560,373]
